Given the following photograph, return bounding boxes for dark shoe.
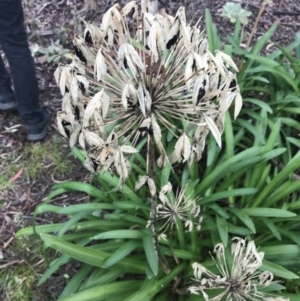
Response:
[26,110,51,141]
[0,93,18,110]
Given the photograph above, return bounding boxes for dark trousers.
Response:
[0,0,44,125]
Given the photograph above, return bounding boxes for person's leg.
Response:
[0,54,17,109]
[0,0,50,140]
[0,32,45,124]
[0,53,13,94]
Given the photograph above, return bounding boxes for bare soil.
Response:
[0,0,299,300]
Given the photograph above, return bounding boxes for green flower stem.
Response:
[147,132,169,273]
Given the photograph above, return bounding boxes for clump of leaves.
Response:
[220,2,252,25]
[16,1,298,301]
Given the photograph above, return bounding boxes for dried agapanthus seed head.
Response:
[55,0,242,183]
[156,182,202,233]
[188,237,289,301]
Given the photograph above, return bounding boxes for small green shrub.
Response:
[220,2,252,25]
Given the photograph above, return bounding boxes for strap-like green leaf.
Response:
[35,203,115,215]
[40,234,145,274]
[199,188,257,205]
[52,182,105,199]
[102,241,140,268]
[243,208,296,218]
[92,230,142,240]
[59,264,92,298]
[229,208,256,233]
[216,216,228,246]
[58,280,143,301]
[261,259,299,279]
[142,228,159,276]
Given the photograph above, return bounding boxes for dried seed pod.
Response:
[147,177,156,197]
[83,90,103,127]
[118,43,145,75]
[171,133,191,163]
[192,51,208,71]
[57,112,72,138]
[215,50,239,72]
[193,73,208,106]
[161,182,172,194]
[141,0,149,13]
[157,154,167,168]
[71,56,86,75]
[73,36,95,66]
[84,130,105,147]
[54,65,63,87]
[137,82,147,118]
[234,92,243,119]
[158,191,169,205]
[84,22,103,45]
[185,53,194,90]
[114,148,129,179]
[122,81,138,110]
[95,49,107,81]
[148,22,159,62]
[122,1,138,18]
[203,114,221,147]
[120,145,139,153]
[151,115,164,154]
[135,175,149,190]
[69,124,81,148]
[59,66,73,96]
[198,38,208,55]
[179,18,190,50]
[163,14,175,34]
[166,18,179,49]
